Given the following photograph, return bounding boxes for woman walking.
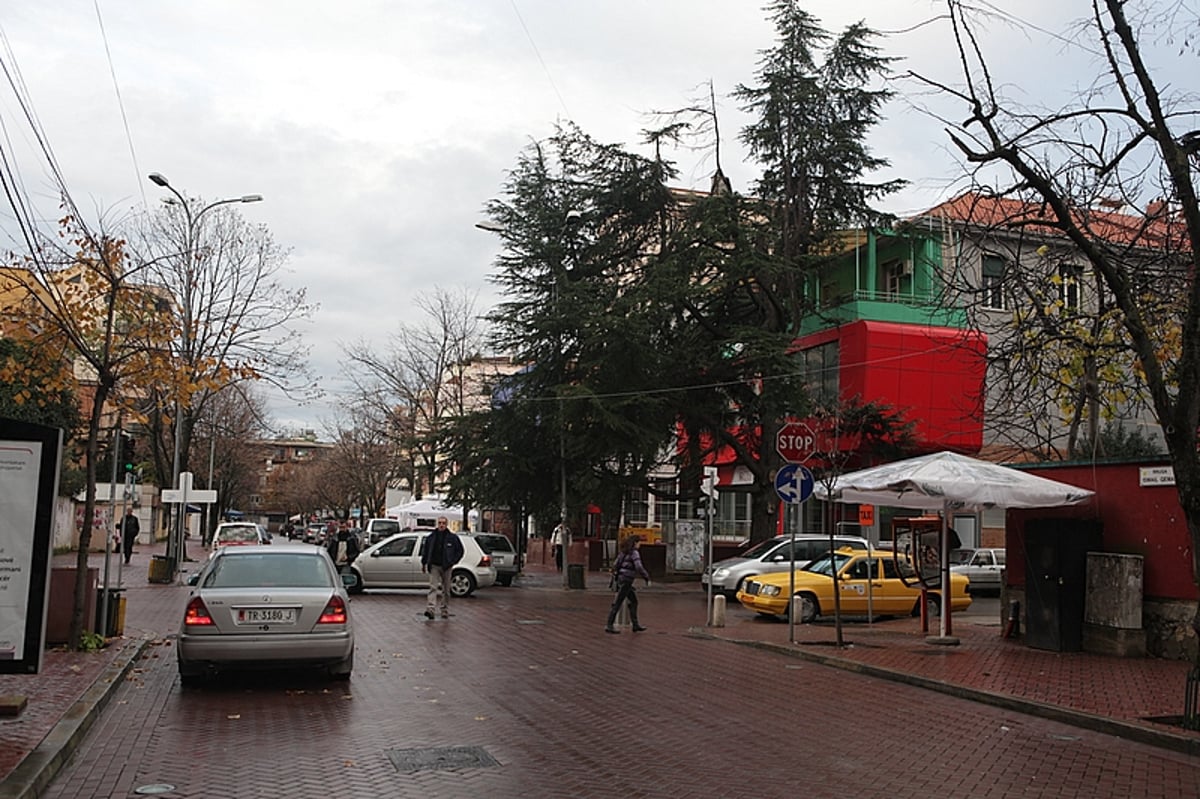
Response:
[605,535,650,634]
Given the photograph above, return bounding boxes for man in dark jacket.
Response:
[419,516,464,620]
[119,511,139,565]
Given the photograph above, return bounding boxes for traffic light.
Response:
[120,433,136,473]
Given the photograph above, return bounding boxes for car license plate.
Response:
[236,607,296,624]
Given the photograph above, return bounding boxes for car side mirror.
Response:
[342,573,357,587]
[185,572,200,586]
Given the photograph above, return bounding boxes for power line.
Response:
[93,0,146,209]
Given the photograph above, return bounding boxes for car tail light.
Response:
[184,597,214,626]
[318,595,348,625]
[478,553,492,567]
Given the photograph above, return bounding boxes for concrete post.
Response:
[711,594,726,627]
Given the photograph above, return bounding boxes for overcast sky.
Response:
[0,2,1156,435]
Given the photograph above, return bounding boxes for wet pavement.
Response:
[1,548,1197,798]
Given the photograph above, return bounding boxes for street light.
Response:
[477,211,582,588]
[148,172,262,572]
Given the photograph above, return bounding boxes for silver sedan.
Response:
[177,543,355,684]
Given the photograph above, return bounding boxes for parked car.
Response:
[302,524,325,544]
[950,548,1006,594]
[470,533,519,586]
[702,533,871,597]
[736,547,972,622]
[364,517,402,546]
[346,531,495,597]
[176,543,355,684]
[210,522,270,551]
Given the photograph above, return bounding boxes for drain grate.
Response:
[386,745,500,773]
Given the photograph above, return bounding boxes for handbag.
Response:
[609,553,625,591]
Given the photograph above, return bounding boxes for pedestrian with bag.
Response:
[605,534,650,634]
[550,522,566,571]
[419,516,464,620]
[327,525,360,574]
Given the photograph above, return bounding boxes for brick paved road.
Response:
[40,573,1200,799]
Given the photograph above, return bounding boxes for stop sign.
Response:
[776,421,816,463]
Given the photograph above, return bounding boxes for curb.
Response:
[0,637,150,799]
[689,628,1200,757]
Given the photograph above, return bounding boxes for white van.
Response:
[702,533,870,597]
[364,518,402,546]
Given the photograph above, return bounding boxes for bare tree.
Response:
[0,209,170,648]
[913,0,1200,655]
[191,385,271,541]
[322,405,396,519]
[342,286,486,497]
[131,199,315,486]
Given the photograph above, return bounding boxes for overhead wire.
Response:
[93,0,146,209]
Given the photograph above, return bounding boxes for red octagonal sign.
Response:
[776,421,816,463]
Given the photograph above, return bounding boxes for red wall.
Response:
[1010,462,1196,600]
[797,320,987,454]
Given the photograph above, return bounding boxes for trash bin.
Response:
[148,554,173,584]
[567,563,586,590]
[94,588,126,636]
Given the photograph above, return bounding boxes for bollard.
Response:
[1004,600,1021,639]
[711,594,727,627]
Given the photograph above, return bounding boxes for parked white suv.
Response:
[346,531,496,597]
[364,517,402,546]
[703,533,870,597]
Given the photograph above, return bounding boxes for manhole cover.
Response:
[386,745,499,773]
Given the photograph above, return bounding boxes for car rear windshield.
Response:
[474,534,513,553]
[371,520,400,534]
[203,553,332,589]
[217,525,259,542]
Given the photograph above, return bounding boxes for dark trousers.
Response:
[606,581,639,628]
[553,544,562,571]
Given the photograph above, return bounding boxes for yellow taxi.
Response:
[735,547,971,623]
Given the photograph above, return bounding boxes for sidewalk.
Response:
[2,553,1198,798]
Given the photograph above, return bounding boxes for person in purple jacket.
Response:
[605,534,650,634]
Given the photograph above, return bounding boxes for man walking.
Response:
[119,511,139,566]
[419,516,463,620]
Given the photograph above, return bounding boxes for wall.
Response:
[795,320,987,454]
[1008,460,1197,659]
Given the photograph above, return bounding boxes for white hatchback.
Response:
[703,533,870,597]
[346,531,496,597]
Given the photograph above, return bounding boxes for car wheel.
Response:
[914,593,942,618]
[789,593,819,624]
[450,570,477,598]
[346,569,364,595]
[329,651,353,681]
[496,574,513,587]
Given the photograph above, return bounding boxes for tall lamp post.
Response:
[148,172,262,573]
[476,210,581,589]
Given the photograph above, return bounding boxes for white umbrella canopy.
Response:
[814,451,1095,511]
[813,451,1094,641]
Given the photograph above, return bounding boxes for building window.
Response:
[624,486,649,526]
[801,341,840,406]
[648,478,678,525]
[883,258,911,296]
[982,255,1005,310]
[1058,263,1082,311]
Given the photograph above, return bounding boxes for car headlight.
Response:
[713,568,729,578]
[761,585,781,597]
